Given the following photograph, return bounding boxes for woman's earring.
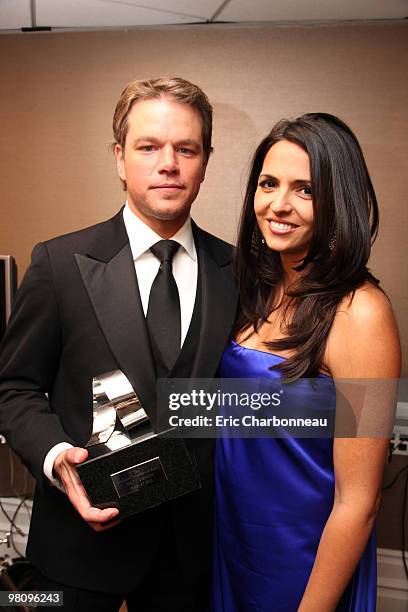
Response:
[261,237,265,245]
[328,231,336,251]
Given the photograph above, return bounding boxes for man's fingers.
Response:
[53,447,88,483]
[62,446,88,466]
[89,518,121,532]
[79,505,120,524]
[54,447,119,529]
[67,473,120,524]
[70,490,119,530]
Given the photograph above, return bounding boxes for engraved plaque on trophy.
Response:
[76,370,201,519]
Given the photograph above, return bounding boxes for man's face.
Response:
[115,96,207,237]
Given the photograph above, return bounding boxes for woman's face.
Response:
[254,140,314,260]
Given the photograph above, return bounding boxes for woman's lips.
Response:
[267,219,298,235]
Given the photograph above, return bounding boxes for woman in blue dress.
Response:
[211,114,400,611]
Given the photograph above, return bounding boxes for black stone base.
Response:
[77,434,201,519]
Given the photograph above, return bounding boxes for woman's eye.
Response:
[259,180,276,190]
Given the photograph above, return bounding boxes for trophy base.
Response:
[77,433,201,519]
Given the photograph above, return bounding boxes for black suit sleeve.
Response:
[0,242,74,486]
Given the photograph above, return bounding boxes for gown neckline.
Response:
[229,339,332,378]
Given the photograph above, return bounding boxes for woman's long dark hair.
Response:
[234,113,380,381]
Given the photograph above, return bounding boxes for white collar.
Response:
[123,202,196,262]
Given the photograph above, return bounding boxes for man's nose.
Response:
[158,145,179,173]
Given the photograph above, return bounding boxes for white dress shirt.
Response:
[44,203,198,486]
[123,203,197,345]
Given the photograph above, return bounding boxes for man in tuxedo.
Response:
[0,77,237,611]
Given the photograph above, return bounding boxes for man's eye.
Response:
[178,147,194,155]
[300,186,313,197]
[139,145,155,152]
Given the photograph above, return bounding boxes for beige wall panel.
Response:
[0,23,406,372]
[0,21,407,551]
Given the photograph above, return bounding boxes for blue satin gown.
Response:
[211,341,377,611]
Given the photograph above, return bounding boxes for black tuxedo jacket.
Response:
[0,209,237,593]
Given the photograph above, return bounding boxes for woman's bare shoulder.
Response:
[337,282,393,322]
[325,283,400,378]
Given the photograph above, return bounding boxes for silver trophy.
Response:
[77,370,201,518]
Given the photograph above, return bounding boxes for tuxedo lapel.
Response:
[74,214,157,417]
[74,213,236,417]
[191,225,238,378]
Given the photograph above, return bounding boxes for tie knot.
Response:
[150,240,180,263]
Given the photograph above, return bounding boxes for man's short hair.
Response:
[112,76,213,189]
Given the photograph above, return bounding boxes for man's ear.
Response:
[200,160,208,183]
[201,147,213,182]
[114,144,126,182]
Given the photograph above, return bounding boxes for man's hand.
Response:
[53,447,120,532]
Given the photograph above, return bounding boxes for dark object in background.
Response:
[0,446,34,498]
[0,257,33,499]
[0,557,37,612]
[0,256,17,342]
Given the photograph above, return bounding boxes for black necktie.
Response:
[147,240,181,371]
